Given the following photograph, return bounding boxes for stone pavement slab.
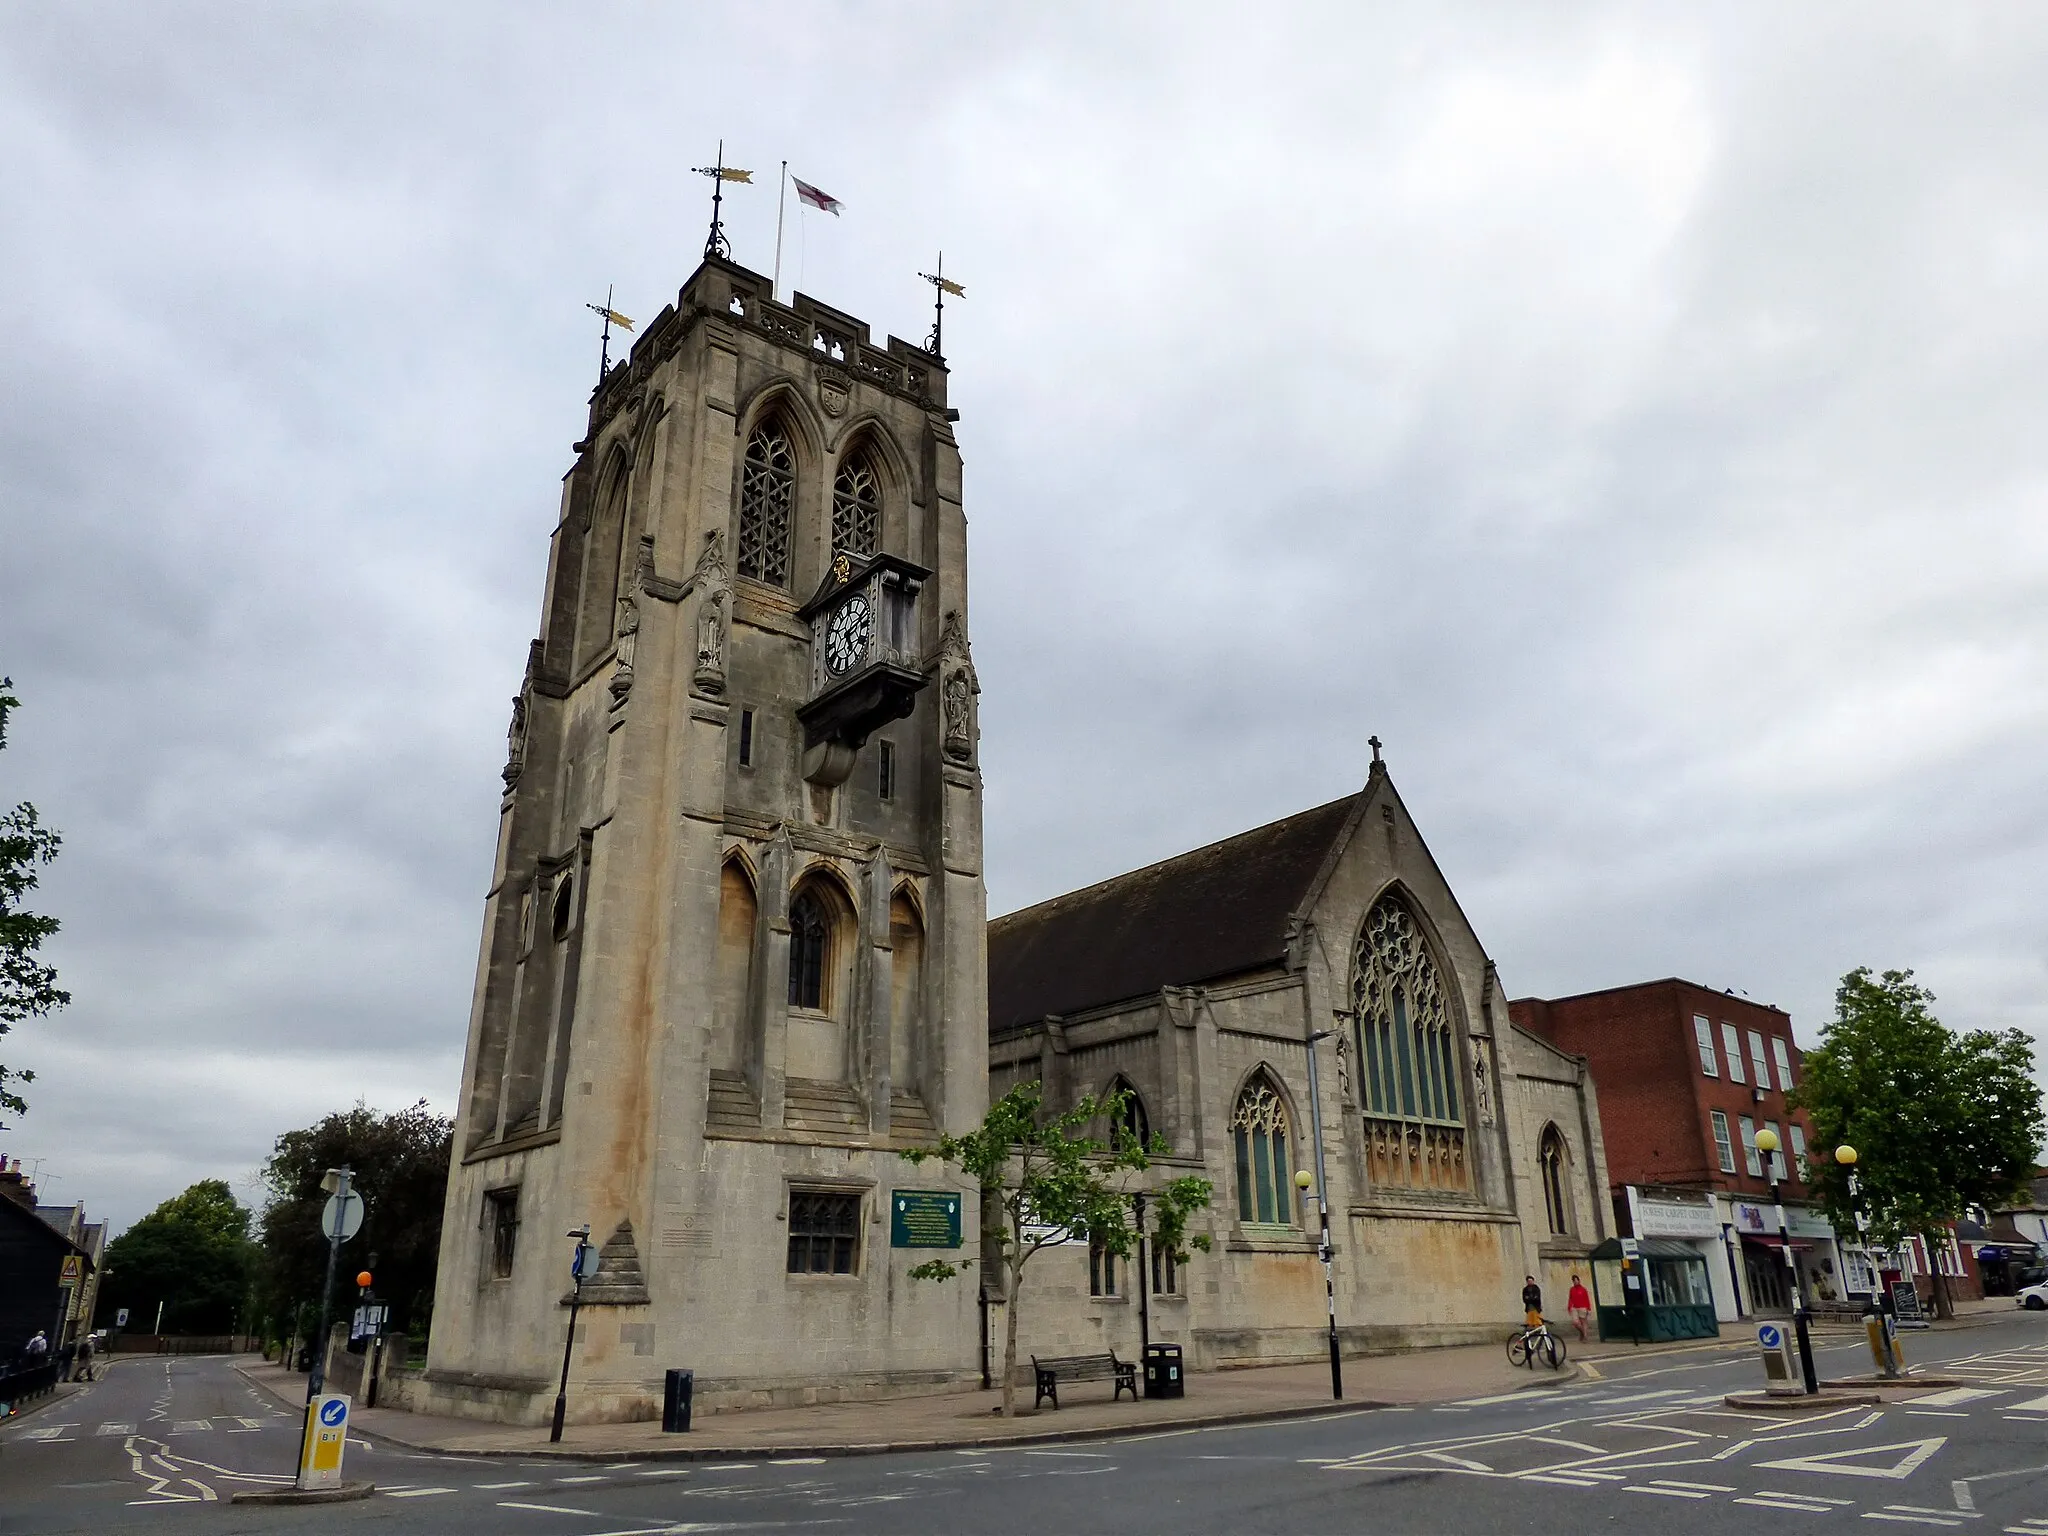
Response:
[236,1340,1571,1462]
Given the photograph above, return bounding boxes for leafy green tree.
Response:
[98,1180,257,1335]
[254,1099,453,1346]
[1793,967,2044,1319]
[0,677,69,1124]
[904,1081,1212,1417]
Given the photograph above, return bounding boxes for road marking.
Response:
[1625,1484,1712,1498]
[1523,1473,1605,1487]
[1760,1436,1949,1480]
[559,1475,607,1483]
[1864,1514,1963,1527]
[500,1501,600,1515]
[1913,1389,2003,1408]
[1591,1389,1691,1406]
[476,1480,532,1489]
[770,1456,827,1465]
[1875,1515,1974,1531]
[1451,1390,1560,1406]
[2006,1393,2048,1412]
[383,1488,455,1498]
[1740,1496,1840,1512]
[1954,1482,1975,1511]
[637,1468,691,1477]
[1647,1480,1737,1492]
[169,1419,211,1434]
[17,1427,74,1442]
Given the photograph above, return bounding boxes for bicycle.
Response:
[1507,1320,1567,1370]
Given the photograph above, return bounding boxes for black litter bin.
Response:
[1143,1343,1184,1400]
[662,1368,694,1433]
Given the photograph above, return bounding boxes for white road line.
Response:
[636,1468,691,1477]
[1648,1480,1737,1492]
[1912,1388,2005,1408]
[383,1488,456,1498]
[97,1423,134,1436]
[1625,1484,1712,1498]
[1863,1515,1963,1528]
[500,1501,600,1515]
[558,1475,607,1484]
[770,1456,827,1465]
[2006,1393,2048,1412]
[1740,1497,1839,1512]
[1523,1474,1604,1487]
[475,1480,532,1489]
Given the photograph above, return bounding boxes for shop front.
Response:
[1728,1199,1840,1313]
[1626,1187,1741,1322]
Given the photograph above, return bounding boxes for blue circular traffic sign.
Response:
[319,1399,348,1427]
[1757,1323,1783,1349]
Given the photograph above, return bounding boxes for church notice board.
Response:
[891,1190,962,1249]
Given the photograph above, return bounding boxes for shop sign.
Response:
[1731,1201,1836,1240]
[1636,1198,1718,1238]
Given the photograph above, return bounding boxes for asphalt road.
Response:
[8,1314,2048,1534]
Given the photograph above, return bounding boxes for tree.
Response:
[1792,967,2044,1319]
[0,677,69,1125]
[98,1180,257,1335]
[903,1081,1212,1417]
[253,1099,453,1347]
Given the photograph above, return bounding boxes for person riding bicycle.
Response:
[1521,1275,1544,1330]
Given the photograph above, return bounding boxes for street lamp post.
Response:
[1299,1027,1342,1401]
[1754,1128,1817,1394]
[551,1226,593,1444]
[1838,1143,1899,1379]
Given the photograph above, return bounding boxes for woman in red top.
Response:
[1567,1273,1594,1340]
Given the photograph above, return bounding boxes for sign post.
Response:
[296,1167,362,1480]
[551,1227,593,1444]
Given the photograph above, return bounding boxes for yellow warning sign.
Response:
[59,1255,82,1282]
[299,1394,351,1487]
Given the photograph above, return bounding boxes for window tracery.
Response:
[1352,893,1469,1192]
[831,453,880,558]
[788,889,829,1009]
[737,421,794,586]
[1540,1126,1571,1236]
[1231,1076,1293,1225]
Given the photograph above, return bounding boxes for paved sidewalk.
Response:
[236,1342,1575,1462]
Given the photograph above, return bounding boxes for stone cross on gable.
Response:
[1369,735,1383,765]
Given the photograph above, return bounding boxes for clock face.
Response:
[824,593,871,676]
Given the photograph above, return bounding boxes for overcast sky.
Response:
[3,4,2044,1233]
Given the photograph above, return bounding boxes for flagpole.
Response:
[773,161,788,303]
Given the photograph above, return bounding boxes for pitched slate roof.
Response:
[988,793,1359,1035]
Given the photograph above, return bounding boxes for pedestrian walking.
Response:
[1521,1275,1544,1329]
[23,1330,48,1369]
[1567,1272,1593,1341]
[76,1333,96,1382]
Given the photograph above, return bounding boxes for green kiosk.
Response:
[1589,1236,1719,1342]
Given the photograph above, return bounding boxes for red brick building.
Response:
[1511,979,1854,1319]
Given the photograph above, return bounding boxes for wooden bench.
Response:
[1031,1351,1137,1410]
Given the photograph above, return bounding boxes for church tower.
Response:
[424,258,988,1423]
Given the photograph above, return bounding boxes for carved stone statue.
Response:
[1472,1054,1496,1128]
[693,528,729,695]
[609,591,639,704]
[936,609,978,764]
[502,694,527,788]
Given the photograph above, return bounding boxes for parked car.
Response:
[2016,1281,2048,1310]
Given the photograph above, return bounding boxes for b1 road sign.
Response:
[1758,1323,1784,1349]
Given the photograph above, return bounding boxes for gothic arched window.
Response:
[1231,1075,1293,1225]
[831,451,880,558]
[1351,894,1461,1127]
[1107,1076,1149,1150]
[737,420,795,587]
[787,890,830,1010]
[1540,1126,1571,1235]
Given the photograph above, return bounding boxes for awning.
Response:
[1742,1234,1817,1252]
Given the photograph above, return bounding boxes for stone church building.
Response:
[988,765,1612,1370]
[415,254,1609,1424]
